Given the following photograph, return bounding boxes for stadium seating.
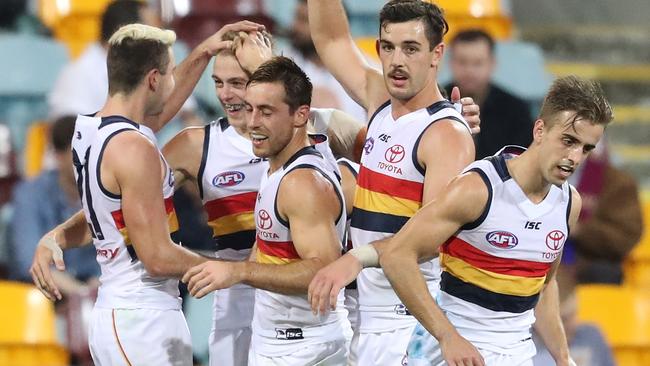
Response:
[577,284,650,366]
[0,34,69,155]
[39,0,111,58]
[624,198,650,288]
[0,281,68,366]
[433,0,513,41]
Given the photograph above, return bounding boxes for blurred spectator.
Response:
[0,0,49,36]
[444,29,532,159]
[47,0,157,119]
[533,293,616,366]
[0,124,18,279]
[283,0,367,122]
[8,115,100,291]
[560,143,643,288]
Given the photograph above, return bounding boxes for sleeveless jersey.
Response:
[439,146,572,354]
[198,118,265,261]
[350,100,470,331]
[71,115,180,310]
[251,146,349,355]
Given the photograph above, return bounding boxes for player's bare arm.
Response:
[146,20,266,131]
[307,0,386,112]
[107,131,206,277]
[162,126,205,188]
[418,120,475,204]
[184,169,342,297]
[533,187,582,366]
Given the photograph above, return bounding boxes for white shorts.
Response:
[407,323,535,366]
[209,287,255,366]
[89,307,192,366]
[344,289,359,365]
[355,324,415,366]
[248,338,348,366]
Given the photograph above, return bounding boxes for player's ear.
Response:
[146,68,161,92]
[533,119,546,142]
[293,105,310,127]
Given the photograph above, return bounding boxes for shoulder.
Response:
[163,126,206,153]
[104,130,159,167]
[279,167,340,214]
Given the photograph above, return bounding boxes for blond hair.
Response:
[109,23,176,47]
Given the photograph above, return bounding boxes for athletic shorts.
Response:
[407,322,535,366]
[355,324,415,366]
[89,307,192,366]
[248,338,348,366]
[209,287,255,366]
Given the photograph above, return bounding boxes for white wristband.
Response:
[349,245,380,268]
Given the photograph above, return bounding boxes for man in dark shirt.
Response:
[445,29,532,159]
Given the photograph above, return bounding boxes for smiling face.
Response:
[378,19,442,101]
[244,81,299,159]
[534,111,605,186]
[212,54,249,128]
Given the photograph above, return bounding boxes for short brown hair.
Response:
[539,76,613,128]
[247,56,312,113]
[380,0,448,50]
[107,24,175,96]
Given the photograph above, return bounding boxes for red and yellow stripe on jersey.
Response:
[440,236,551,313]
[351,165,424,234]
[256,236,300,265]
[110,197,179,259]
[203,191,257,251]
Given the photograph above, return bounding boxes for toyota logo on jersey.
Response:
[385,144,405,163]
[545,230,565,251]
[257,209,273,230]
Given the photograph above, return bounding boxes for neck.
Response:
[390,75,445,119]
[97,90,152,128]
[267,127,310,173]
[506,149,551,203]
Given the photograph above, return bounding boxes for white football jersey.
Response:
[72,115,180,310]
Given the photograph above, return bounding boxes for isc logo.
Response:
[486,230,519,249]
[213,171,245,187]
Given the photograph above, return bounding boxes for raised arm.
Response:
[307,0,387,112]
[146,21,266,131]
[184,168,343,297]
[534,187,583,366]
[109,132,206,277]
[161,126,205,188]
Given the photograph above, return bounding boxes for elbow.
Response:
[140,253,168,277]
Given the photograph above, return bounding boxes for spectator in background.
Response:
[445,29,532,159]
[533,293,616,366]
[48,0,157,120]
[0,0,49,35]
[284,0,367,122]
[9,115,100,293]
[560,142,643,290]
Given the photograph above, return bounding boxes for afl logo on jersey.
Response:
[545,230,565,251]
[213,171,245,187]
[486,230,519,249]
[385,144,406,163]
[258,209,273,230]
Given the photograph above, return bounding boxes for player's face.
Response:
[149,48,176,115]
[378,20,442,101]
[213,54,249,126]
[535,112,605,186]
[449,39,495,96]
[244,82,298,158]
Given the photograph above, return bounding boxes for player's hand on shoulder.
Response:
[450,86,481,134]
[308,253,362,315]
[234,29,273,74]
[439,330,486,366]
[30,231,65,301]
[182,260,242,298]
